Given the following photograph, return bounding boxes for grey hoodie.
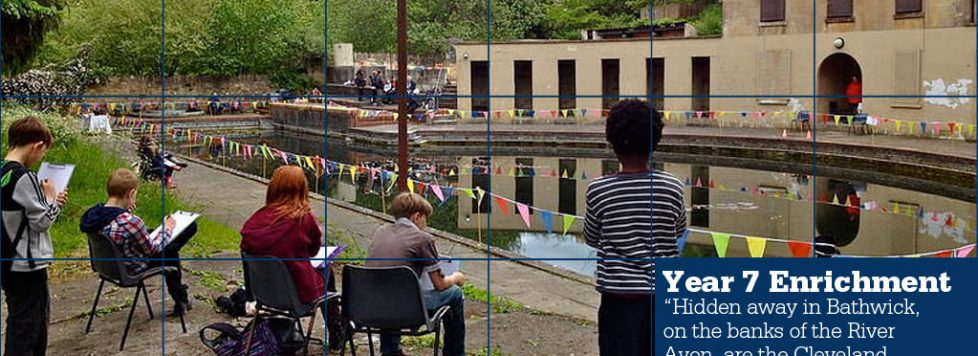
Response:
[2,166,61,272]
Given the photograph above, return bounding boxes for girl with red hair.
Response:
[240,166,324,303]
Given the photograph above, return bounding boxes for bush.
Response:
[693,3,722,37]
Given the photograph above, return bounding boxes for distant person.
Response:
[407,75,417,94]
[846,76,862,114]
[208,92,222,115]
[80,169,197,315]
[138,136,185,188]
[584,99,685,356]
[355,70,367,102]
[370,71,385,104]
[366,192,466,356]
[240,166,326,304]
[2,116,68,356]
[310,87,322,103]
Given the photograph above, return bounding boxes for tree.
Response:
[2,0,65,76]
[542,0,648,40]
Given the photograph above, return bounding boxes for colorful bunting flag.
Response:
[431,183,445,202]
[562,214,576,236]
[956,245,975,258]
[746,237,767,258]
[541,211,554,233]
[517,203,531,228]
[787,241,812,258]
[711,233,730,257]
[495,196,511,215]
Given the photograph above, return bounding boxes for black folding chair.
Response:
[242,253,337,355]
[84,232,186,351]
[341,265,451,356]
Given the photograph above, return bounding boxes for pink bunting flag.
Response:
[955,245,975,258]
[431,183,445,202]
[517,203,531,228]
[279,150,288,164]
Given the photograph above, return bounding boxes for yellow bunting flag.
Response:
[393,113,399,121]
[508,167,517,176]
[844,196,852,207]
[407,179,415,193]
[562,214,576,236]
[833,115,841,126]
[894,120,903,133]
[561,110,569,118]
[475,187,486,206]
[305,156,314,169]
[449,169,457,176]
[746,237,767,258]
[447,109,456,116]
[561,170,569,179]
[349,165,357,181]
[832,194,840,205]
[462,188,477,200]
[711,233,730,258]
[507,110,515,118]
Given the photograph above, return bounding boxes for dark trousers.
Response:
[2,269,50,356]
[146,222,197,303]
[598,293,652,356]
[381,285,465,356]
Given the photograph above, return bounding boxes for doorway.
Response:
[817,53,862,116]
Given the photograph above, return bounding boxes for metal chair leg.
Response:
[433,328,442,356]
[140,282,154,319]
[178,306,187,333]
[367,331,375,356]
[85,279,105,334]
[120,286,142,351]
[343,324,357,356]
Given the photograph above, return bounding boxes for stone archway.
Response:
[817,53,863,116]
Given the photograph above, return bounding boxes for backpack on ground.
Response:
[200,318,280,356]
[1,160,32,282]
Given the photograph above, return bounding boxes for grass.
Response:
[461,283,523,314]
[1,106,241,260]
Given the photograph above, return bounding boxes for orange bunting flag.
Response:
[787,241,812,258]
[494,197,511,215]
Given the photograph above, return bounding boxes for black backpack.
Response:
[1,160,32,280]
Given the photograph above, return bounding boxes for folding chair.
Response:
[84,233,186,351]
[341,265,451,356]
[242,253,337,355]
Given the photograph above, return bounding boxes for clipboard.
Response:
[310,245,345,269]
[36,162,75,193]
[149,211,200,243]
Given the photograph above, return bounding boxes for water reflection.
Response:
[175,130,976,275]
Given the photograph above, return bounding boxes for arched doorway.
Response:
[817,53,863,116]
[815,178,861,248]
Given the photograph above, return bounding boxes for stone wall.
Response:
[87,75,276,96]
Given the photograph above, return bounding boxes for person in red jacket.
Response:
[240,165,324,304]
[846,76,862,114]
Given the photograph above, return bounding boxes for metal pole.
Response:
[396,0,409,192]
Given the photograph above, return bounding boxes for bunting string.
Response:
[114,117,976,259]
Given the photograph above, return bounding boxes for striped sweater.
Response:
[583,171,686,294]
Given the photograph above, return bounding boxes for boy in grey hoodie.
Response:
[1,116,68,356]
